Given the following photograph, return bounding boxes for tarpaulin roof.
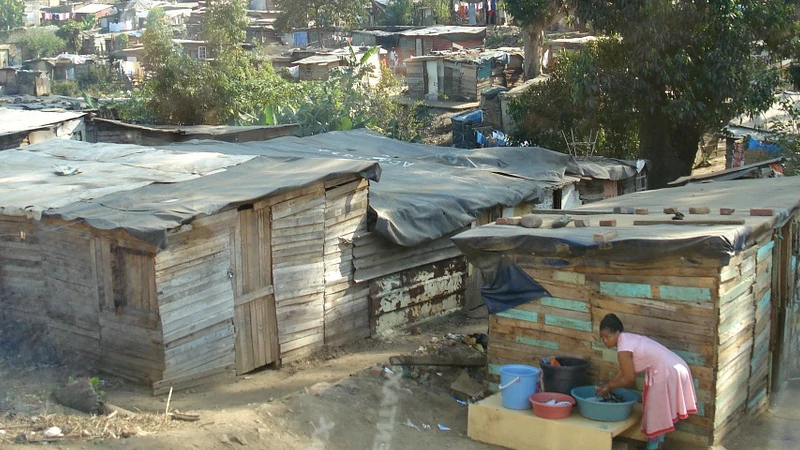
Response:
[453,176,800,269]
[165,130,644,247]
[0,140,380,248]
[0,109,87,137]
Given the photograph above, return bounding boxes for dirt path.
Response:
[0,309,501,450]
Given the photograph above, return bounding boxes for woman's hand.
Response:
[596,384,611,397]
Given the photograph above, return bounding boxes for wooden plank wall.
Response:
[0,216,44,323]
[95,232,165,385]
[712,236,774,444]
[38,219,103,364]
[405,60,425,98]
[270,183,327,363]
[487,255,724,448]
[154,210,238,394]
[323,177,370,348]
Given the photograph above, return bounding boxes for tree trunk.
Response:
[523,24,545,80]
[638,110,701,189]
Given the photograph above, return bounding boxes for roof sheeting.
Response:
[0,109,87,137]
[73,4,115,14]
[0,141,380,248]
[398,26,486,38]
[452,176,800,265]
[165,129,631,247]
[668,157,785,186]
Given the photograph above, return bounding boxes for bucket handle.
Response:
[498,376,520,390]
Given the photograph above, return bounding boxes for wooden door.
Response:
[231,207,279,374]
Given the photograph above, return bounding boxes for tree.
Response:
[504,1,570,78]
[567,0,798,187]
[275,0,370,44]
[56,18,96,53]
[139,1,288,124]
[380,0,415,25]
[12,28,65,60]
[508,46,639,159]
[0,0,24,31]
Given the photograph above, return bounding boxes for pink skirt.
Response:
[641,362,698,437]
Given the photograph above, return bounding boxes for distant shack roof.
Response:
[0,141,380,248]
[668,157,785,186]
[398,26,486,39]
[92,118,298,140]
[73,3,115,14]
[452,176,800,264]
[0,109,87,137]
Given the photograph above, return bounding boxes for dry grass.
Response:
[0,411,183,444]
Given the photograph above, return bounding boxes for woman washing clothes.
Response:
[596,313,698,450]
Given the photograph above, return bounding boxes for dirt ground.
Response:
[0,309,504,450]
[1,307,797,450]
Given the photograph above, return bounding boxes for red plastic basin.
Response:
[529,392,576,419]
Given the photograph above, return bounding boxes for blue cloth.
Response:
[481,260,551,314]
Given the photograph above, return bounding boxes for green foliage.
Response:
[141,8,175,69]
[51,80,81,97]
[78,63,123,97]
[115,33,129,50]
[508,48,638,158]
[275,0,370,32]
[769,95,800,176]
[789,63,800,91]
[504,0,568,28]
[379,0,453,26]
[12,27,65,60]
[564,0,797,187]
[0,0,24,31]
[380,0,416,26]
[202,0,248,58]
[56,18,96,53]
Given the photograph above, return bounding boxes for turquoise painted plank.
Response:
[673,349,706,366]
[488,364,502,375]
[757,241,775,261]
[516,336,559,350]
[793,256,798,272]
[658,286,712,302]
[545,315,592,332]
[497,309,538,322]
[600,281,652,298]
[697,402,705,417]
[489,382,499,392]
[694,378,700,389]
[758,290,772,311]
[540,297,589,313]
[747,388,767,411]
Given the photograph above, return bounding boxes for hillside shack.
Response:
[452,177,800,447]
[0,141,379,393]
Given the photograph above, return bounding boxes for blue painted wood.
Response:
[673,349,706,366]
[758,290,772,311]
[496,309,538,322]
[545,314,592,332]
[488,364,502,375]
[696,402,706,417]
[516,336,559,350]
[658,285,712,302]
[757,240,775,261]
[747,388,767,411]
[600,281,652,298]
[540,297,589,312]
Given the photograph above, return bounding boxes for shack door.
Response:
[231,206,279,374]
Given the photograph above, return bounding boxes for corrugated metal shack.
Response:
[89,118,298,146]
[0,141,379,393]
[452,177,800,447]
[169,129,644,334]
[404,50,519,102]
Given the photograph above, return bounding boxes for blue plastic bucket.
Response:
[498,364,541,410]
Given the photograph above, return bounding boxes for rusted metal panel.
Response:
[370,258,467,334]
